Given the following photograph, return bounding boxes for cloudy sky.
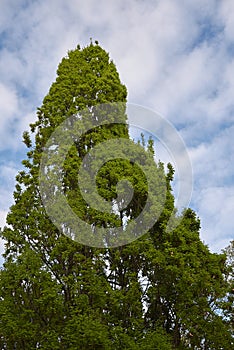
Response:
[0,0,233,259]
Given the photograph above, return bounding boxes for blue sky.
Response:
[0,0,233,257]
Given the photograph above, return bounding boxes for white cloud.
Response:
[0,0,23,32]
[0,83,36,151]
[196,186,234,252]
[189,125,234,189]
[219,0,234,43]
[188,124,234,252]
[0,163,18,210]
[0,83,18,117]
[0,83,19,149]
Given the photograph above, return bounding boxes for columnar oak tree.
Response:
[0,42,233,349]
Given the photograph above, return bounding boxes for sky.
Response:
[0,0,233,259]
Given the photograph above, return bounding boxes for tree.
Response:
[0,41,166,349]
[0,41,130,349]
[222,240,234,339]
[0,41,233,349]
[144,209,234,349]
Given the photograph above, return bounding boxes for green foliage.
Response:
[0,42,233,349]
[139,329,172,350]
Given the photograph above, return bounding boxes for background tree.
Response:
[221,240,234,339]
